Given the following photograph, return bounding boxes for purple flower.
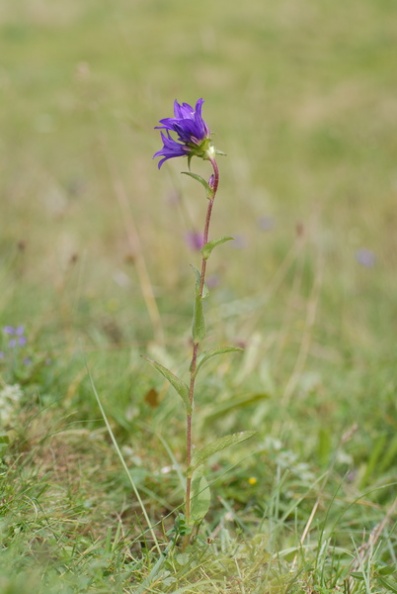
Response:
[356,248,376,268]
[207,274,220,289]
[153,99,212,169]
[258,216,275,232]
[185,231,205,252]
[3,325,25,336]
[2,325,27,348]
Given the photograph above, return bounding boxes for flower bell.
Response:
[153,99,214,169]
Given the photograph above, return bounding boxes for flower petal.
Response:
[153,99,211,168]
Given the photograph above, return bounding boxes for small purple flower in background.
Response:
[207,274,221,289]
[356,248,376,268]
[2,325,27,349]
[153,99,213,169]
[231,235,247,249]
[3,325,25,336]
[185,231,205,252]
[258,216,275,232]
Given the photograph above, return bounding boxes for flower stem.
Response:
[185,157,219,526]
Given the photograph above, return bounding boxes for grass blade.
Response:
[86,363,162,556]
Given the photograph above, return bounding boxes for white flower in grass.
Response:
[0,384,23,425]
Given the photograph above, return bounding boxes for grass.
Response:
[1,0,397,591]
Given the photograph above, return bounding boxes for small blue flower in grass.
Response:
[154,99,213,168]
[2,325,27,348]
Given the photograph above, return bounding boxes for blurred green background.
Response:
[1,0,396,419]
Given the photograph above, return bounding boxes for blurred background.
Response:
[1,0,396,400]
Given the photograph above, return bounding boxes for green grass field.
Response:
[1,0,397,592]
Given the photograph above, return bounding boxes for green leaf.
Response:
[377,577,397,594]
[190,468,211,523]
[181,171,211,194]
[350,573,365,581]
[144,358,191,414]
[190,431,256,474]
[377,566,396,577]
[191,267,206,342]
[317,427,332,466]
[360,433,387,488]
[192,264,201,286]
[377,434,397,474]
[201,236,234,260]
[206,392,270,420]
[194,346,243,377]
[192,294,205,342]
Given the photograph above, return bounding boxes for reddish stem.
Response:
[185,157,219,525]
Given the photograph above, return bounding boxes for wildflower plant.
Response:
[0,326,30,379]
[0,325,46,387]
[151,99,254,540]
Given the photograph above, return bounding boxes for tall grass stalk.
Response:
[87,363,162,555]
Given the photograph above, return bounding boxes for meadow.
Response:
[1,0,397,592]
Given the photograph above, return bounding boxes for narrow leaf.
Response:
[195,346,243,377]
[190,431,255,474]
[190,468,211,523]
[182,171,211,194]
[191,266,208,298]
[87,364,162,556]
[377,566,396,577]
[144,358,191,414]
[206,392,270,420]
[350,573,364,581]
[191,266,206,342]
[192,294,205,342]
[201,236,234,260]
[377,577,397,594]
